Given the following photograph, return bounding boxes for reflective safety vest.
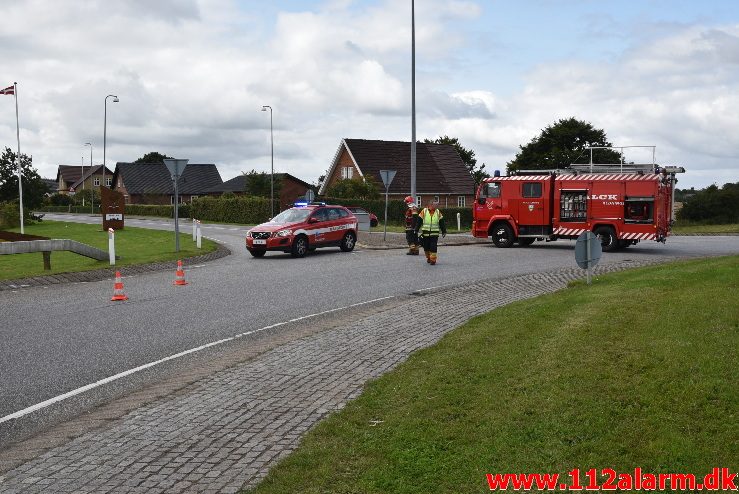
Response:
[420,208,443,235]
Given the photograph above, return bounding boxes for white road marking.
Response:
[0,295,395,424]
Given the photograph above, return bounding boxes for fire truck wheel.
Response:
[518,238,535,246]
[491,223,515,248]
[291,235,309,257]
[340,232,356,252]
[594,226,618,252]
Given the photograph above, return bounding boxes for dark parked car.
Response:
[345,206,378,227]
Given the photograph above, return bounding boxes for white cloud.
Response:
[0,1,737,190]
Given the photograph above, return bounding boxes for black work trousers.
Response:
[420,234,439,253]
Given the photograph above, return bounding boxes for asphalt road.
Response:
[2,213,737,444]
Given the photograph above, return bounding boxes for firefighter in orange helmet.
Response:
[415,199,447,265]
[404,196,420,255]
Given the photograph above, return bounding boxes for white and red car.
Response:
[245,203,358,258]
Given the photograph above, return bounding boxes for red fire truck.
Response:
[472,163,685,251]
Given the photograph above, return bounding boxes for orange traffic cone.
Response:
[173,260,188,286]
[111,271,128,301]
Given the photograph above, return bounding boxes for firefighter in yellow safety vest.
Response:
[415,200,447,265]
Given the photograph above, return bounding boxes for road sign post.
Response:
[379,170,397,242]
[163,159,189,253]
[575,231,602,285]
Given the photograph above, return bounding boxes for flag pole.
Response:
[14,82,24,234]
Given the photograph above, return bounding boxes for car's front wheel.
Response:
[291,235,309,257]
[340,231,356,252]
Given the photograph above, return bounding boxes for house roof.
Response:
[205,172,313,194]
[112,162,223,195]
[319,139,475,195]
[56,165,114,190]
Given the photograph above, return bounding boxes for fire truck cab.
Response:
[473,163,685,251]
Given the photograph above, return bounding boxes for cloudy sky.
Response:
[1,0,738,189]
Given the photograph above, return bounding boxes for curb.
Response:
[0,243,231,291]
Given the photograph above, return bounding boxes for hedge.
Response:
[320,197,473,229]
[190,196,276,224]
[37,197,474,229]
[38,205,101,214]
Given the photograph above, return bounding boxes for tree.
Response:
[324,176,381,200]
[243,170,282,198]
[71,188,100,206]
[677,182,739,224]
[0,147,46,208]
[507,117,622,173]
[424,135,489,188]
[134,151,173,164]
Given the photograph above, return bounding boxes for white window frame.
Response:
[93,177,100,186]
[416,196,422,207]
[105,177,112,187]
[341,166,354,179]
[457,195,466,207]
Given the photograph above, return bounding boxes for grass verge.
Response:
[247,256,738,493]
[672,222,739,234]
[0,220,218,280]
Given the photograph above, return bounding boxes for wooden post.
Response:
[42,251,51,270]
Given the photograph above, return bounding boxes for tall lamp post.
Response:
[261,105,274,218]
[103,94,119,191]
[80,156,85,206]
[84,142,93,211]
[410,0,417,204]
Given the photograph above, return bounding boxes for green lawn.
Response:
[1,221,217,280]
[672,222,739,234]
[248,256,739,494]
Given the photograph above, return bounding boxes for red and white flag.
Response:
[0,85,14,95]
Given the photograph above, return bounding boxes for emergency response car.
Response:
[245,203,358,258]
[473,162,685,251]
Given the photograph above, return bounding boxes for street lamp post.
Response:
[261,105,274,218]
[103,94,119,191]
[80,156,85,206]
[411,0,417,204]
[84,142,93,209]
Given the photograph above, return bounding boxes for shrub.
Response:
[0,201,20,228]
[47,193,73,206]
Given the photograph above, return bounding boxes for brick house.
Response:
[205,173,315,210]
[318,139,475,208]
[55,165,114,195]
[111,162,223,204]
